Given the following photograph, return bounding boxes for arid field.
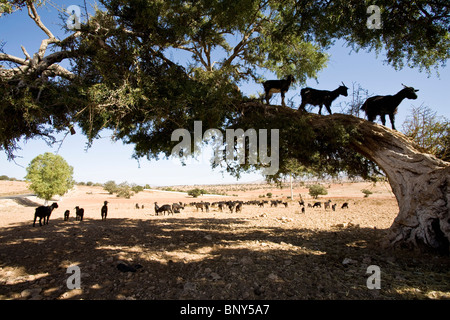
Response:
[0,180,449,300]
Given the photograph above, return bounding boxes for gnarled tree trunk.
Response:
[325,114,450,254]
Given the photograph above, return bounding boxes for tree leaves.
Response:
[25,152,74,201]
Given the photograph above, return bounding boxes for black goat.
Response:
[262,75,295,107]
[360,84,418,130]
[64,210,70,221]
[299,83,348,115]
[312,202,321,208]
[33,202,58,227]
[154,202,173,216]
[75,206,84,221]
[101,201,108,220]
[341,202,349,209]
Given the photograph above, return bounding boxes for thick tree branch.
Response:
[0,53,27,65]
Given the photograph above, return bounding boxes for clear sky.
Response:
[1,1,448,186]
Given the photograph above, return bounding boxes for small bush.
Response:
[103,180,118,194]
[188,188,203,198]
[362,189,373,198]
[308,184,328,199]
[116,182,134,199]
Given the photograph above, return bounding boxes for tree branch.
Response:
[0,53,27,65]
[26,0,55,39]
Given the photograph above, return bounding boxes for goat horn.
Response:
[401,83,408,88]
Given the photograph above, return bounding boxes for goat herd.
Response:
[32,198,350,227]
[263,75,419,130]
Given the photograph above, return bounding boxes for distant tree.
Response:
[103,180,118,194]
[25,153,74,202]
[361,189,373,198]
[116,182,133,198]
[0,175,9,180]
[188,188,203,198]
[131,184,144,193]
[308,184,328,199]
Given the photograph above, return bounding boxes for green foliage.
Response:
[116,182,134,199]
[266,192,272,198]
[308,184,328,199]
[361,189,373,198]
[1,0,449,183]
[187,188,203,198]
[103,180,119,194]
[131,184,144,193]
[25,153,74,201]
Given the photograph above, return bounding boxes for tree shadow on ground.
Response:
[0,216,449,300]
[12,197,41,207]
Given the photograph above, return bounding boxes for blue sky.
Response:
[1,1,448,186]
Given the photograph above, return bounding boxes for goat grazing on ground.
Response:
[75,206,84,221]
[64,210,70,221]
[194,202,205,212]
[341,202,349,209]
[360,84,418,130]
[101,201,108,220]
[33,202,58,227]
[262,75,295,107]
[227,201,237,213]
[154,202,173,216]
[298,82,348,115]
[324,200,332,210]
[172,203,184,213]
[312,202,322,208]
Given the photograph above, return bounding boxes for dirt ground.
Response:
[0,181,449,300]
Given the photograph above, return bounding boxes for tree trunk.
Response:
[322,114,450,254]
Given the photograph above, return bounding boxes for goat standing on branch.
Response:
[360,84,419,130]
[298,83,349,115]
[262,75,295,107]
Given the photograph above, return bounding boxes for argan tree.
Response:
[1,0,449,253]
[25,152,74,202]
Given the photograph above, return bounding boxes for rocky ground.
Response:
[0,182,449,300]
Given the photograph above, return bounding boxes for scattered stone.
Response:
[183,282,196,292]
[254,286,264,296]
[342,258,357,265]
[210,272,221,280]
[240,256,253,265]
[268,273,279,281]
